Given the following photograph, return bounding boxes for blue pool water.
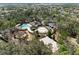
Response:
[19,24,29,30]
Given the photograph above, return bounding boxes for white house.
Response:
[37,27,48,34]
[40,36,59,53]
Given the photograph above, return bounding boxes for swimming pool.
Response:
[19,24,29,30]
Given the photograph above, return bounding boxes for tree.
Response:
[74,48,79,55]
[47,30,52,38]
[0,38,52,55]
